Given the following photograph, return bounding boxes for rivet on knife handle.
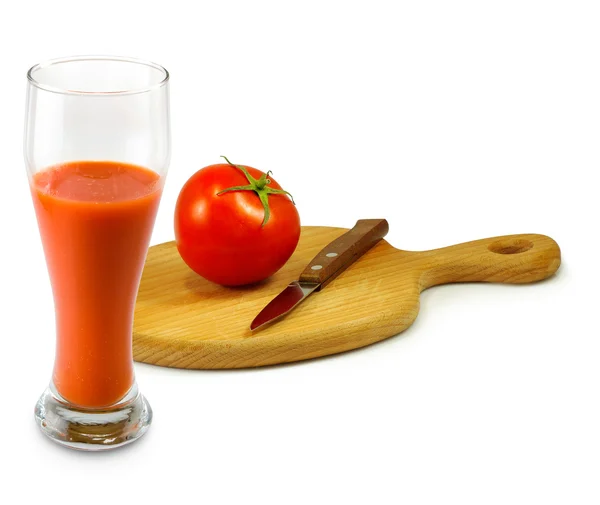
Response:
[299,219,389,290]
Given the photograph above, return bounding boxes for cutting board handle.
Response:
[418,233,561,290]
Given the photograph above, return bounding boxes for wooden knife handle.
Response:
[299,219,389,289]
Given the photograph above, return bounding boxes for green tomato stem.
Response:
[217,156,296,227]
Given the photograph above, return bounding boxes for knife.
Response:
[250,219,389,330]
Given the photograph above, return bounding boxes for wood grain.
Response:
[133,226,561,369]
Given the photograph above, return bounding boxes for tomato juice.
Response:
[31,161,161,408]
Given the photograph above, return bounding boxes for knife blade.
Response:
[250,219,389,330]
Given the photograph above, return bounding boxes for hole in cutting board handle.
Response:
[488,238,534,255]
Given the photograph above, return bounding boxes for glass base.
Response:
[34,381,152,451]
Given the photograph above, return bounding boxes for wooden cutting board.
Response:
[133,226,561,369]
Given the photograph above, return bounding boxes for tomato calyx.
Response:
[217,156,295,227]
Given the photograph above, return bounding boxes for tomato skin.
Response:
[174,163,301,286]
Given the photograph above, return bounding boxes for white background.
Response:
[1,1,598,503]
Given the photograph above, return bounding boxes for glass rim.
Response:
[26,55,170,96]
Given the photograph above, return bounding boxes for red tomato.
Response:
[174,158,301,286]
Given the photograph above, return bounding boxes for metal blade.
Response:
[250,281,320,331]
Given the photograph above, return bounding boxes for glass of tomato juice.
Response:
[24,56,170,450]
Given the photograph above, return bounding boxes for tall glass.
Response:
[24,56,170,450]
